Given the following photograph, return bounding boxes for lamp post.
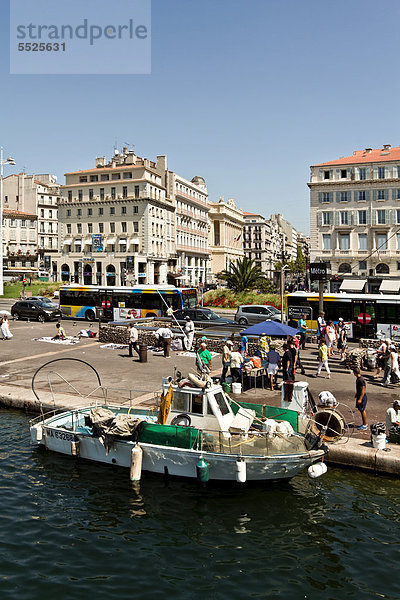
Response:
[0,147,16,296]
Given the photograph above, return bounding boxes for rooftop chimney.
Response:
[383,144,391,150]
[364,148,372,153]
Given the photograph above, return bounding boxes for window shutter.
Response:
[373,189,377,201]
[373,166,378,179]
[391,209,396,224]
[330,169,333,180]
[329,192,333,202]
[366,167,370,179]
[317,213,322,226]
[347,169,351,178]
[336,191,341,202]
[347,191,352,201]
[392,188,397,200]
[335,211,340,226]
[366,210,371,225]
[318,192,322,203]
[319,170,324,180]
[384,189,389,200]
[385,209,390,224]
[355,167,359,180]
[365,189,370,202]
[384,166,388,178]
[372,210,377,225]
[336,169,341,178]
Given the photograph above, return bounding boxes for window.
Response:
[88,224,93,233]
[110,207,115,215]
[40,209,44,218]
[377,233,387,250]
[397,262,400,271]
[101,174,109,181]
[79,176,87,182]
[78,190,83,200]
[358,191,366,201]
[358,210,367,225]
[99,223,104,233]
[358,233,367,250]
[133,206,138,213]
[397,234,400,251]
[122,222,127,233]
[340,191,349,202]
[122,206,127,214]
[49,210,52,218]
[359,168,366,180]
[123,172,132,179]
[322,212,332,225]
[67,209,71,217]
[110,223,115,233]
[359,260,367,270]
[123,186,128,199]
[377,189,385,200]
[67,224,71,234]
[322,192,331,203]
[100,188,105,200]
[133,222,139,233]
[111,187,116,199]
[77,209,82,217]
[340,211,348,225]
[89,189,94,200]
[99,207,103,216]
[77,224,82,234]
[324,170,330,180]
[377,210,386,224]
[87,208,92,216]
[111,173,120,180]
[341,169,347,178]
[339,234,350,251]
[378,167,385,179]
[134,185,140,198]
[90,175,98,182]
[68,190,72,201]
[322,234,331,250]
[397,209,400,224]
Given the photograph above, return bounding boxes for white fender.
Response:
[130,445,143,481]
[308,462,328,479]
[236,459,247,483]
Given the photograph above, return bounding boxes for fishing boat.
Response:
[29,359,328,483]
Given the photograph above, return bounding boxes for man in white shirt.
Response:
[166,304,176,318]
[230,346,244,383]
[128,323,140,358]
[386,400,400,433]
[184,316,195,351]
[155,326,174,358]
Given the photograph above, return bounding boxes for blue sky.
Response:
[1,0,400,233]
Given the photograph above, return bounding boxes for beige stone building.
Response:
[208,197,244,277]
[2,209,37,276]
[309,144,400,292]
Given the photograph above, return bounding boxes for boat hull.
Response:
[38,424,325,482]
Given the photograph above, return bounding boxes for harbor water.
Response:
[1,410,399,600]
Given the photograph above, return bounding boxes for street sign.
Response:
[288,305,312,321]
[309,262,327,282]
[358,313,371,324]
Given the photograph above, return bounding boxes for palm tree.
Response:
[219,257,271,292]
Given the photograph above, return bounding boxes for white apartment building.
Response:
[54,148,175,286]
[167,171,210,285]
[2,209,37,276]
[2,173,60,275]
[243,213,289,280]
[309,145,400,292]
[208,197,244,278]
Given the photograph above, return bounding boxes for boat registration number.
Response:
[46,428,76,442]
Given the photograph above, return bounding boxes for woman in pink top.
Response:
[324,321,337,358]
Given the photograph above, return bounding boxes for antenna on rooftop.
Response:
[114,138,119,156]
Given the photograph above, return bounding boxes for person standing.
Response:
[315,338,330,378]
[230,345,244,383]
[1,315,13,340]
[166,304,176,318]
[298,314,307,350]
[317,311,326,338]
[128,323,140,358]
[282,343,294,381]
[353,367,368,430]
[197,341,212,371]
[155,325,173,358]
[383,345,400,386]
[266,344,281,390]
[337,318,347,361]
[259,333,270,371]
[386,400,400,434]
[221,340,233,382]
[374,339,388,379]
[240,333,249,357]
[324,320,336,358]
[292,335,306,375]
[184,315,195,351]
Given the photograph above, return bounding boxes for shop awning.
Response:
[63,239,72,245]
[130,238,140,245]
[118,238,127,244]
[340,279,367,292]
[106,238,116,245]
[379,279,400,293]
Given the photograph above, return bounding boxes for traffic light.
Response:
[23,278,27,285]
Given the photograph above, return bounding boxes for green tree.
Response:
[219,257,272,292]
[294,246,306,273]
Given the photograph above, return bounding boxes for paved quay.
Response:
[0,316,399,475]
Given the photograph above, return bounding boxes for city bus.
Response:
[59,284,198,321]
[285,291,400,340]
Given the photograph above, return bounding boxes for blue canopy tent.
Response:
[240,320,298,337]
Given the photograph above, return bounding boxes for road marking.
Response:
[0,341,98,367]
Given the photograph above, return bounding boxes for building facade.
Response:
[208,197,244,278]
[2,209,38,276]
[2,173,60,275]
[309,145,400,292]
[243,213,285,280]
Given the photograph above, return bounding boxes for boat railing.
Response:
[99,387,160,409]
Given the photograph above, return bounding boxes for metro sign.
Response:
[309,262,327,282]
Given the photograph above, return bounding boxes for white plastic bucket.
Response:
[372,433,386,450]
[232,382,242,394]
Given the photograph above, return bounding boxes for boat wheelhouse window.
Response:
[213,392,230,416]
[173,391,190,413]
[191,394,203,414]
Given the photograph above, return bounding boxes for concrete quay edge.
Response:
[1,386,399,477]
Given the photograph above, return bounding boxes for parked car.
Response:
[234,304,282,326]
[29,296,58,307]
[173,308,236,327]
[11,300,62,322]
